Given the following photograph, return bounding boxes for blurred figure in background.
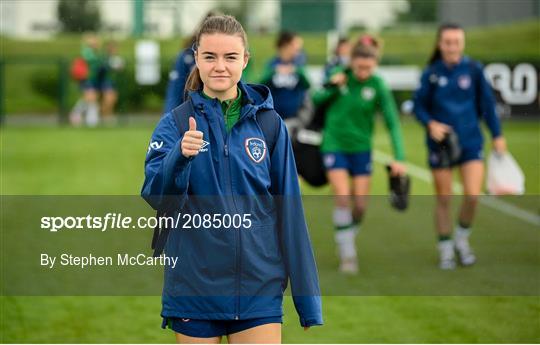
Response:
[70,33,103,127]
[313,35,406,274]
[70,35,123,126]
[323,37,351,82]
[413,23,507,270]
[163,35,196,113]
[261,31,310,130]
[163,11,218,113]
[99,40,124,124]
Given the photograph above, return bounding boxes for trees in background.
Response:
[398,0,437,23]
[58,0,101,33]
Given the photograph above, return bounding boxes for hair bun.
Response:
[359,35,377,47]
[351,35,380,60]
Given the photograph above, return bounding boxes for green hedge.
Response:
[2,19,538,114]
[22,60,170,115]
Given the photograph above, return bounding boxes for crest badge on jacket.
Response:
[245,138,267,163]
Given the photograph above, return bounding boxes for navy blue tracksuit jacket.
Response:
[142,82,323,327]
[413,56,502,152]
[262,57,310,120]
[164,48,195,113]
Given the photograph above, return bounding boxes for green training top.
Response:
[81,45,102,82]
[202,87,242,132]
[312,68,406,161]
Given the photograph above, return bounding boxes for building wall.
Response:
[0,1,18,37]
[1,0,58,39]
[100,0,131,35]
[438,0,539,27]
[0,0,132,39]
[246,0,280,33]
[0,0,412,39]
[4,0,536,40]
[177,1,216,37]
[338,0,408,32]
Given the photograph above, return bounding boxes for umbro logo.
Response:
[200,140,209,152]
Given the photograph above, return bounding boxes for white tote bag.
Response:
[486,151,525,195]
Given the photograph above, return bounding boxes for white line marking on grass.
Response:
[373,150,540,226]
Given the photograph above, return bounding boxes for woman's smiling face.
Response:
[438,28,465,65]
[195,33,248,98]
[351,56,377,81]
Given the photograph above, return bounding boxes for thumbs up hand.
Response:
[181,116,204,158]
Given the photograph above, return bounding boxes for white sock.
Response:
[72,99,87,115]
[333,206,352,227]
[335,228,357,259]
[454,225,471,250]
[333,207,357,259]
[438,239,455,259]
[86,102,99,127]
[455,224,471,238]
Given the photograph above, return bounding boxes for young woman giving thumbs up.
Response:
[142,15,322,344]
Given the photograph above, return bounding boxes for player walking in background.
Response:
[163,36,196,113]
[314,35,407,274]
[142,15,322,343]
[70,35,122,126]
[413,23,507,270]
[69,33,103,127]
[99,40,123,124]
[163,12,219,113]
[323,37,351,82]
[260,31,311,130]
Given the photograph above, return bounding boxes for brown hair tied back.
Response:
[185,15,248,93]
[351,34,380,60]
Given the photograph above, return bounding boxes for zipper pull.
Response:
[224,144,229,157]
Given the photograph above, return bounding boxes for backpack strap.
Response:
[255,109,281,156]
[171,99,195,134]
[152,99,195,257]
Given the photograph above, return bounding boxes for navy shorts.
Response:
[80,79,115,91]
[322,151,372,176]
[428,146,483,169]
[162,316,283,338]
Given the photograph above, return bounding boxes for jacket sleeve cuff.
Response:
[167,138,193,171]
[490,128,502,139]
[419,114,431,127]
[161,138,193,201]
[300,315,324,327]
[294,295,323,327]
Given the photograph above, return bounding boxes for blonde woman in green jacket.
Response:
[313,35,407,274]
